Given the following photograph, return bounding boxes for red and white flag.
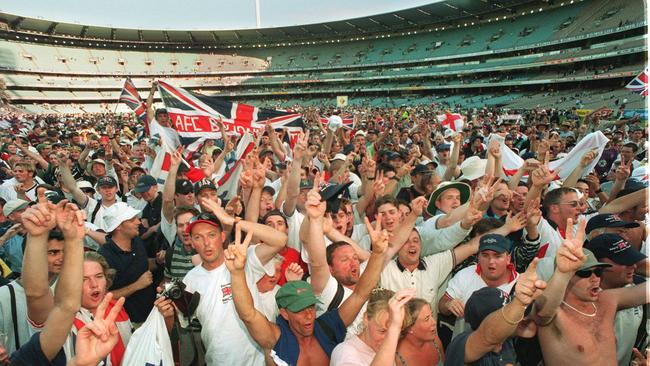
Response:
[501,131,609,181]
[437,112,464,131]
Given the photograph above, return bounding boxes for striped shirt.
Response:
[164,237,196,281]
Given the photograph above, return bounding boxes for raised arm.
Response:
[56,154,89,208]
[338,215,389,326]
[282,132,308,216]
[298,176,330,294]
[201,197,287,265]
[21,195,59,325]
[383,197,427,264]
[14,139,49,170]
[562,149,598,188]
[145,81,157,124]
[162,147,183,223]
[40,200,87,360]
[370,289,415,366]
[224,224,281,350]
[599,187,647,214]
[443,133,463,181]
[534,218,587,323]
[464,258,546,363]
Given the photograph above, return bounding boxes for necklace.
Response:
[561,301,597,317]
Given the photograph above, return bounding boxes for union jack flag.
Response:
[119,78,148,127]
[320,115,354,129]
[626,69,648,97]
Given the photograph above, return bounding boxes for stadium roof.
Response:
[0,0,537,45]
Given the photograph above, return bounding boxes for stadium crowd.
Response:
[0,89,646,366]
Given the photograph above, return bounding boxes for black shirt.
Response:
[10,332,66,366]
[98,236,156,323]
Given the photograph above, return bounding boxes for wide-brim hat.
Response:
[457,156,487,182]
[426,181,471,215]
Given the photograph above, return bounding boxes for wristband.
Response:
[501,306,525,325]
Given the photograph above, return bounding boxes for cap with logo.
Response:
[479,234,512,253]
[585,234,646,266]
[175,179,194,195]
[275,280,320,312]
[585,214,640,234]
[96,176,118,188]
[464,287,509,330]
[194,179,217,195]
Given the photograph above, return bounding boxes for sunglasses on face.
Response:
[575,268,604,278]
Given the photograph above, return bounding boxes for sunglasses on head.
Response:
[575,268,604,278]
[189,212,218,224]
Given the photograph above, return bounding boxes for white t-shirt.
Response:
[0,181,39,202]
[615,284,643,366]
[281,204,305,254]
[84,198,120,232]
[444,264,518,339]
[379,250,454,318]
[257,285,280,323]
[330,334,376,366]
[182,245,273,366]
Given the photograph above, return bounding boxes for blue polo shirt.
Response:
[98,236,156,323]
[10,332,66,366]
[272,309,347,365]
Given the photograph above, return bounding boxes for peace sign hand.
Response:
[364,214,389,255]
[73,293,126,366]
[224,222,254,273]
[556,218,587,274]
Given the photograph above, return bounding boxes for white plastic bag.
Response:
[122,308,174,365]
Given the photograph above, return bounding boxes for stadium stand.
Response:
[0,0,646,112]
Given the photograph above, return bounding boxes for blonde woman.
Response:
[395,299,444,366]
[330,288,415,366]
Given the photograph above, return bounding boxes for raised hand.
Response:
[225,196,242,217]
[522,158,541,172]
[488,138,501,158]
[514,258,547,306]
[614,158,632,182]
[293,131,309,163]
[252,156,267,189]
[410,196,427,217]
[224,222,253,273]
[579,149,598,168]
[284,262,304,282]
[200,197,235,227]
[364,214,389,255]
[388,288,416,329]
[21,190,57,237]
[525,198,542,226]
[585,173,601,195]
[504,211,527,233]
[472,175,502,208]
[372,170,386,198]
[461,205,483,230]
[73,293,126,366]
[305,173,326,220]
[55,200,86,241]
[530,165,556,187]
[170,145,183,168]
[555,218,587,274]
[396,157,415,179]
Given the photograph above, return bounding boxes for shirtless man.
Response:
[534,218,649,366]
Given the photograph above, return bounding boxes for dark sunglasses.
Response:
[575,268,604,278]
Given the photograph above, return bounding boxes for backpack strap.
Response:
[327,281,345,312]
[7,284,20,349]
[90,199,102,224]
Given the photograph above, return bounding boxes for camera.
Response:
[160,280,201,318]
[161,280,185,300]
